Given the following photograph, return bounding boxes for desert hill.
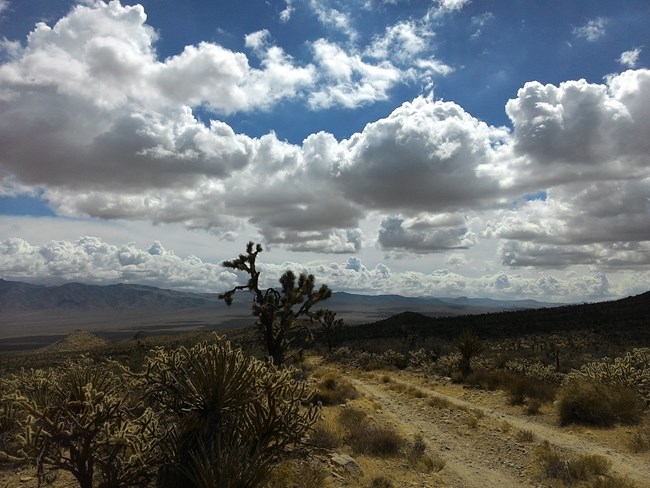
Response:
[345,290,650,341]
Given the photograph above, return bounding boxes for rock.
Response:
[330,453,363,477]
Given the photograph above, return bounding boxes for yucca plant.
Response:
[455,329,484,376]
[139,336,320,488]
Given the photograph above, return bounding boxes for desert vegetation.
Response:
[0,264,648,487]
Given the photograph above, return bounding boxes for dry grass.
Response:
[628,427,649,453]
[535,441,613,485]
[348,421,405,457]
[267,460,330,488]
[310,417,343,449]
[515,429,535,442]
[313,373,359,406]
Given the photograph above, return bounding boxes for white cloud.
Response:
[336,94,507,212]
[3,236,645,302]
[434,0,470,14]
[0,236,238,291]
[279,0,294,22]
[307,1,357,41]
[573,17,607,42]
[619,48,641,68]
[0,0,9,16]
[308,39,402,108]
[481,70,650,190]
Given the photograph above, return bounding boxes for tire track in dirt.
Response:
[343,373,537,488]
[339,368,649,488]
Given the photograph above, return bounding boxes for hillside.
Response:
[345,291,650,341]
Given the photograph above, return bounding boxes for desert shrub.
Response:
[505,374,556,405]
[348,421,404,457]
[267,459,329,488]
[591,476,638,488]
[515,429,535,442]
[313,374,358,405]
[310,418,343,449]
[504,358,565,384]
[628,427,649,453]
[379,350,407,369]
[536,442,611,483]
[557,380,644,426]
[465,370,508,390]
[465,370,555,404]
[3,358,163,488]
[368,477,393,488]
[338,407,367,430]
[139,336,320,488]
[567,348,650,404]
[405,434,443,473]
[525,398,542,415]
[327,347,354,364]
[427,396,452,409]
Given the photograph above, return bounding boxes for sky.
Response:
[0,0,648,302]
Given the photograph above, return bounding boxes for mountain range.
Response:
[0,278,562,349]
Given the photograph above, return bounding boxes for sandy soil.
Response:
[329,365,649,488]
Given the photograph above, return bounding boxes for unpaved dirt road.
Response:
[331,366,649,488]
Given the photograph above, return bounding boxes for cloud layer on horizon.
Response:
[2,236,646,302]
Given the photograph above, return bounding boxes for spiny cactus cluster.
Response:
[140,336,320,488]
[0,357,164,488]
[504,358,565,384]
[0,336,320,488]
[566,347,650,404]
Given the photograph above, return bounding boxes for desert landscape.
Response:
[1,281,648,488]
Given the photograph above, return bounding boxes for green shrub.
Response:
[557,380,644,426]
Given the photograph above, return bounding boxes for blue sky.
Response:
[0,0,648,302]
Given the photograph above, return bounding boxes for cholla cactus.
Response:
[2,357,164,488]
[139,336,320,488]
[566,348,650,404]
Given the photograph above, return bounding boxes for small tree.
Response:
[219,242,333,365]
[455,329,483,376]
[314,309,345,353]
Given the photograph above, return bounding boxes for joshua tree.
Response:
[219,241,333,365]
[455,329,484,376]
[314,309,345,353]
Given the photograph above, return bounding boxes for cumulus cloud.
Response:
[378,215,477,254]
[573,17,607,42]
[308,39,402,109]
[2,236,648,301]
[337,94,507,212]
[0,236,238,291]
[480,70,650,190]
[488,178,650,269]
[619,48,641,68]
